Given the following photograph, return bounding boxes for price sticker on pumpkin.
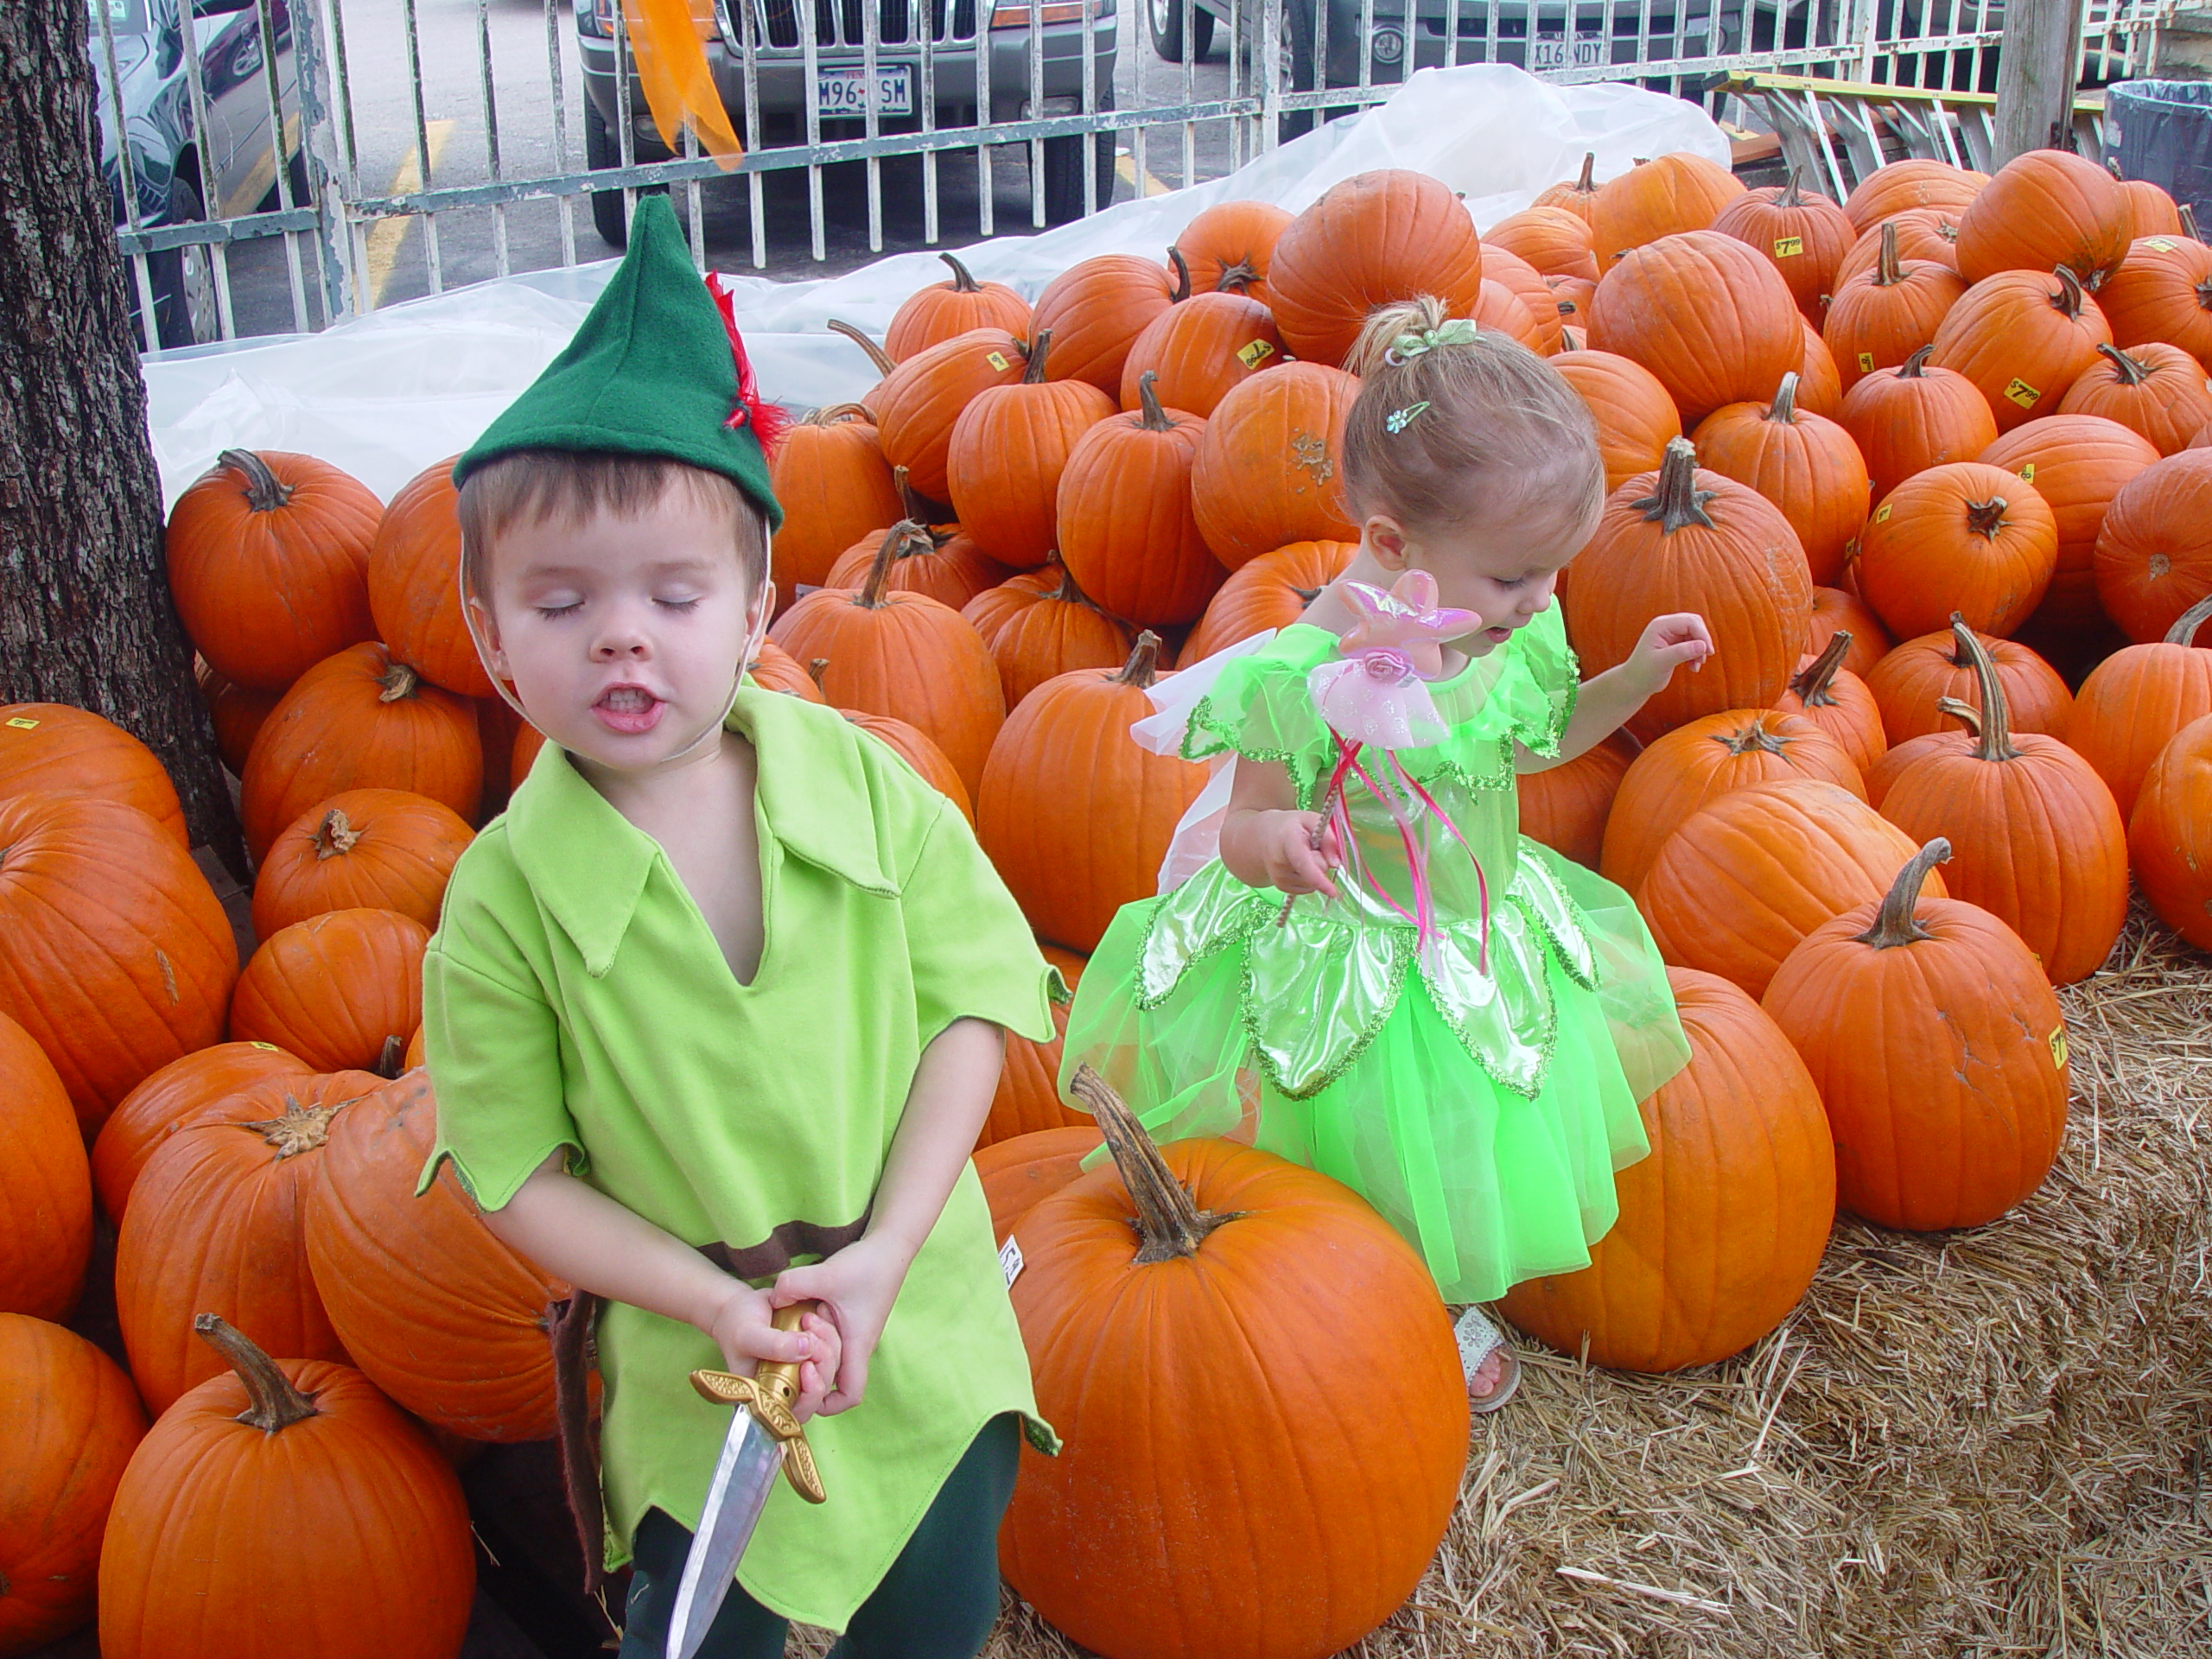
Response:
[4,716,38,729]
[1873,504,1891,523]
[2050,1027,2069,1068]
[999,1235,1025,1288]
[2019,461,2037,482]
[985,351,1011,372]
[1857,352,1875,372]
[1772,235,1804,257]
[1236,339,1276,370]
[2003,377,2041,409]
[2146,238,2177,252]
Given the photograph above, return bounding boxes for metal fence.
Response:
[99,0,2183,354]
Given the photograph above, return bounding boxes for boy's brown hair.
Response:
[1340,296,1605,538]
[455,448,771,607]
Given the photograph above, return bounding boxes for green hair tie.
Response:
[1384,318,1479,365]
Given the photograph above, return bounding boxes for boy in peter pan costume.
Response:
[418,194,1059,1659]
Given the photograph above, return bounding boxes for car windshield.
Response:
[88,0,149,33]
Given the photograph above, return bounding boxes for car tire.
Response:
[1041,89,1120,226]
[1147,0,1215,62]
[149,176,219,351]
[584,97,664,249]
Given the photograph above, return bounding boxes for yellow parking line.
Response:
[1115,155,1172,198]
[365,118,455,309]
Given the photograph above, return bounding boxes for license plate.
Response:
[816,66,913,119]
[1530,32,1609,70]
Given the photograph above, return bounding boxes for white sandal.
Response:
[1454,1306,1523,1414]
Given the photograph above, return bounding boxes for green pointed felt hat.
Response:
[454,194,783,530]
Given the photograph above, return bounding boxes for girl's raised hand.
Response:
[1258,809,1342,899]
[1625,612,1714,694]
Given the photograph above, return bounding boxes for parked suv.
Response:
[578,0,1121,245]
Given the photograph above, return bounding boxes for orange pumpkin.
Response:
[1929,265,2113,432]
[873,325,1033,503]
[97,1318,473,1659]
[162,448,381,690]
[1840,158,1986,232]
[1795,319,1846,416]
[1501,967,1834,1372]
[1479,251,1565,354]
[1169,199,1294,300]
[251,788,474,938]
[1866,697,1981,807]
[92,1040,312,1224]
[1710,166,1855,322]
[1191,361,1361,568]
[0,702,188,848]
[1954,148,2130,287]
[0,1014,91,1322]
[365,456,493,699]
[1000,1070,1467,1659]
[1878,623,2127,985]
[1865,623,2073,742]
[1599,708,1864,895]
[1549,347,1684,493]
[1533,151,1603,226]
[1567,438,1815,743]
[839,708,974,823]
[1839,346,2000,500]
[2067,594,2212,818]
[1637,777,1942,999]
[1833,207,1963,285]
[194,658,285,775]
[1691,371,1870,586]
[241,641,483,861]
[1118,286,1284,417]
[1057,372,1224,627]
[2130,710,2212,950]
[1763,837,2068,1229]
[1483,203,1600,283]
[1808,584,1892,677]
[0,794,238,1128]
[2113,170,2184,241]
[229,909,429,1077]
[1822,219,1970,391]
[2099,232,2212,359]
[1978,413,2162,632]
[945,332,1117,569]
[1774,630,1888,776]
[1264,168,1486,367]
[2055,340,2212,455]
[1030,253,1185,395]
[2093,445,2212,640]
[884,251,1032,362]
[1517,731,1636,869]
[977,634,1206,952]
[963,565,1135,710]
[1589,151,1747,264]
[1856,461,2057,639]
[766,403,904,595]
[1182,538,1354,662]
[824,508,1015,614]
[976,991,1082,1149]
[1586,230,1804,425]
[748,638,827,702]
[975,1122,1100,1242]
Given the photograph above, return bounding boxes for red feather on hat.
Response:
[707,272,790,455]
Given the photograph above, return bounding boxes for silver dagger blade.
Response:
[665,1402,785,1659]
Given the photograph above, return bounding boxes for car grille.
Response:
[748,0,979,47]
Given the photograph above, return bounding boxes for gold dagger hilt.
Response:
[689,1301,828,1504]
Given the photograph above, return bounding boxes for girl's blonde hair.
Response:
[1340,296,1605,537]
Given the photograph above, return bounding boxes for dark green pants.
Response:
[616,1413,1020,1659]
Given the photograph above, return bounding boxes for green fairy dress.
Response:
[1060,609,1691,1303]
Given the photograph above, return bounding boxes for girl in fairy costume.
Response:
[1061,297,1708,1408]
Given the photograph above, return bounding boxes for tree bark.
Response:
[1993,0,2090,165]
[0,0,244,870]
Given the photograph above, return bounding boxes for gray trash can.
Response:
[2104,79,2212,224]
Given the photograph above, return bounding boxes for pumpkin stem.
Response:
[378,659,422,703]
[1716,713,1791,756]
[311,808,360,861]
[1114,630,1164,690]
[1951,616,2020,763]
[2094,340,2152,386]
[1166,245,1194,302]
[807,657,830,692]
[374,1034,404,1080]
[1899,344,1935,378]
[242,1091,346,1159]
[826,318,897,377]
[1778,162,1804,208]
[2164,592,2212,645]
[194,1313,321,1433]
[860,522,930,607]
[1575,151,1595,192]
[2050,265,2088,320]
[1135,370,1174,432]
[1936,694,1983,737]
[1874,219,1904,288]
[1962,496,2009,540]
[1023,327,1053,385]
[803,401,874,427]
[1789,628,1852,708]
[1067,1065,1236,1264]
[1768,372,1801,424]
[1632,437,1716,533]
[219,448,295,512]
[2107,157,2126,181]
[938,251,982,293]
[2182,202,2202,242]
[1213,256,1260,294]
[1855,838,1953,950]
[891,465,951,539]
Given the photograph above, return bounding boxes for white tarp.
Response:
[141,63,1727,509]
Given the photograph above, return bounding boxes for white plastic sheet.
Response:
[141,64,1726,509]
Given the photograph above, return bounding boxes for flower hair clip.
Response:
[1382,317,1478,366]
[1385,401,1431,434]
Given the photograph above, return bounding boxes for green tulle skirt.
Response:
[1061,843,1689,1304]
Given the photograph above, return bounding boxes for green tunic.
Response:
[419,683,1059,1631]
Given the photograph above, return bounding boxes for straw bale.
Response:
[800,907,2212,1659]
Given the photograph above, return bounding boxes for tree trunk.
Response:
[0,0,244,872]
[1993,0,2090,165]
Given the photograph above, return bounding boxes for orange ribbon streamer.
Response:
[624,0,745,168]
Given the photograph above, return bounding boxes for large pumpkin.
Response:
[839,708,974,824]
[366,457,494,698]
[1954,148,2130,286]
[0,1014,92,1322]
[1856,461,2057,639]
[1589,152,1747,265]
[251,787,473,939]
[1056,371,1224,627]
[0,703,188,849]
[2092,444,2212,640]
[1978,412,2161,632]
[1264,168,1485,368]
[1566,437,1815,742]
[823,505,1014,613]
[766,403,904,594]
[98,1318,474,1659]
[162,448,380,690]
[1586,230,1803,425]
[1479,247,1566,354]
[976,991,1083,1148]
[1822,219,1970,391]
[1000,1070,1467,1659]
[241,641,483,860]
[975,1122,1100,1242]
[1191,362,1361,568]
[945,329,1118,568]
[304,1070,570,1442]
[1690,371,1870,586]
[1549,347,1684,493]
[2115,174,2185,240]
[194,658,284,775]
[1833,207,1963,285]
[1182,538,1354,661]
[1709,166,1854,322]
[1533,150,1602,225]
[1864,622,2074,742]
[1169,199,1294,299]
[770,532,1006,796]
[1929,265,2112,432]
[1482,203,1600,283]
[977,634,1207,953]
[114,1070,378,1413]
[1517,731,1636,870]
[2067,594,2212,818]
[1774,630,1888,775]
[1030,253,1184,394]
[1794,321,1845,416]
[1878,623,2127,985]
[2130,710,2212,950]
[2055,340,2212,454]
[1840,158,1987,232]
[1764,838,2068,1230]
[2098,232,2212,359]
[1838,345,2000,499]
[884,251,1032,362]
[1807,584,1892,677]
[0,794,237,1128]
[1118,285,1285,417]
[0,1314,146,1655]
[1636,777,1942,999]
[229,908,430,1077]
[873,325,1033,503]
[92,1040,312,1224]
[1500,968,1834,1371]
[963,565,1135,710]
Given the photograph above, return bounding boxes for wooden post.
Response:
[1993,0,2091,164]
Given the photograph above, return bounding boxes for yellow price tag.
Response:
[1873,504,1891,523]
[2049,1027,2069,1068]
[2146,238,2177,252]
[2003,377,2041,409]
[1772,235,1804,257]
[985,351,1010,372]
[3,717,38,730]
[1857,352,1875,372]
[2019,461,2037,482]
[1235,339,1276,370]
